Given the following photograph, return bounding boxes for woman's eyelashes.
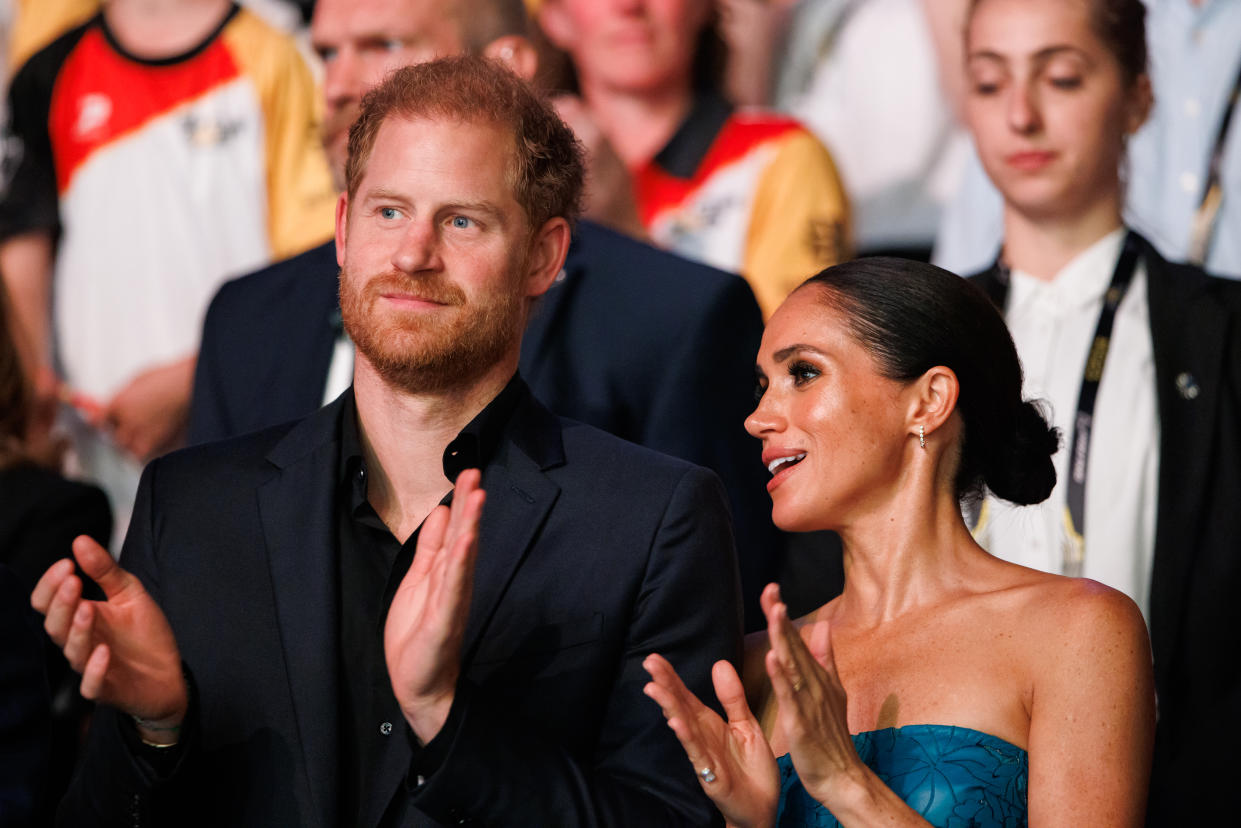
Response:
[789,360,821,387]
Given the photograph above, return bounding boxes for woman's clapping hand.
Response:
[762,583,866,809]
[642,654,780,828]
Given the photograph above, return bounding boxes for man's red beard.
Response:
[338,265,525,395]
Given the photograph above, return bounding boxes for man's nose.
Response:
[392,220,441,274]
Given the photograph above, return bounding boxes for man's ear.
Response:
[536,0,576,52]
[907,365,960,440]
[483,35,539,82]
[334,192,350,268]
[523,217,572,299]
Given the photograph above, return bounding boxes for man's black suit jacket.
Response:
[62,385,742,826]
[971,233,1241,824]
[189,221,779,627]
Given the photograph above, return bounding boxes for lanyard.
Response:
[1189,55,1241,265]
[979,231,1143,576]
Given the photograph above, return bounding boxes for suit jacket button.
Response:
[1176,372,1200,400]
[379,721,393,736]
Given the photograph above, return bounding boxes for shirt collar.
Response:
[1008,227,1127,314]
[337,373,527,495]
[651,91,734,180]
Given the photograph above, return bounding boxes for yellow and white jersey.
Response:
[634,93,851,319]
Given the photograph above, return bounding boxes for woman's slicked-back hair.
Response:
[799,258,1059,506]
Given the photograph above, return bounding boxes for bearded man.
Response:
[33,56,740,827]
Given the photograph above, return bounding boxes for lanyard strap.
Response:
[1189,55,1241,265]
[979,231,1142,575]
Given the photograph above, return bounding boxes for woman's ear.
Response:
[908,365,960,440]
[1125,74,1153,136]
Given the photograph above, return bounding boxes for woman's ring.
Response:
[699,767,717,783]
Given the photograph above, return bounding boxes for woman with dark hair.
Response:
[959,0,1241,819]
[643,257,1155,825]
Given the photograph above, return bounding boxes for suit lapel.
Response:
[257,400,345,828]
[1145,247,1227,686]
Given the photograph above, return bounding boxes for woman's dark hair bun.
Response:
[799,257,1061,507]
[982,401,1060,506]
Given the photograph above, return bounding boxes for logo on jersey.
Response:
[182,114,245,148]
[73,94,113,142]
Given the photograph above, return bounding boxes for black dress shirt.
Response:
[334,376,524,826]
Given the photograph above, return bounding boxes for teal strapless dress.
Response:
[776,725,1028,827]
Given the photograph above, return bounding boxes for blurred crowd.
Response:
[0,0,1238,824]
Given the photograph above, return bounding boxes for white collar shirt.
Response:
[974,229,1160,622]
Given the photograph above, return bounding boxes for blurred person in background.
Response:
[936,0,1241,281]
[0,0,336,544]
[189,0,782,629]
[536,0,852,319]
[718,0,968,262]
[958,0,1241,818]
[0,277,110,823]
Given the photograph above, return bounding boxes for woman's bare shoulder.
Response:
[1005,573,1150,677]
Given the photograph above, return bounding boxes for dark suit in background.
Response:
[63,384,741,826]
[190,220,780,628]
[971,233,1241,824]
[0,562,50,828]
[0,463,111,823]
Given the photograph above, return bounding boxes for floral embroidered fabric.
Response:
[776,725,1028,827]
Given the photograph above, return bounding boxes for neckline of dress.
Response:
[850,723,1028,755]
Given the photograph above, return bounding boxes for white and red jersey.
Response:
[0,3,334,536]
[633,93,851,318]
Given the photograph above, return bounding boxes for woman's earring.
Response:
[919,425,926,450]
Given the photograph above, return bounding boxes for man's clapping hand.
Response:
[384,469,486,744]
[31,536,188,743]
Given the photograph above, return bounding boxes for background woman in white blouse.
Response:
[960,0,1241,819]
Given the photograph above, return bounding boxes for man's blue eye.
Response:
[451,216,472,229]
[380,207,399,220]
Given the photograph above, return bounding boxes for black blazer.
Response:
[189,221,779,627]
[970,233,1241,823]
[63,387,743,826]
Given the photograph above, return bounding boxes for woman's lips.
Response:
[764,452,806,493]
[1005,150,1057,171]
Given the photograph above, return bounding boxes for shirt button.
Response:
[380,721,393,736]
[358,467,366,480]
[1184,98,1201,118]
[1180,171,1200,194]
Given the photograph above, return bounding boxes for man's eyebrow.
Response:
[361,187,411,205]
[443,200,507,221]
[772,344,826,363]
